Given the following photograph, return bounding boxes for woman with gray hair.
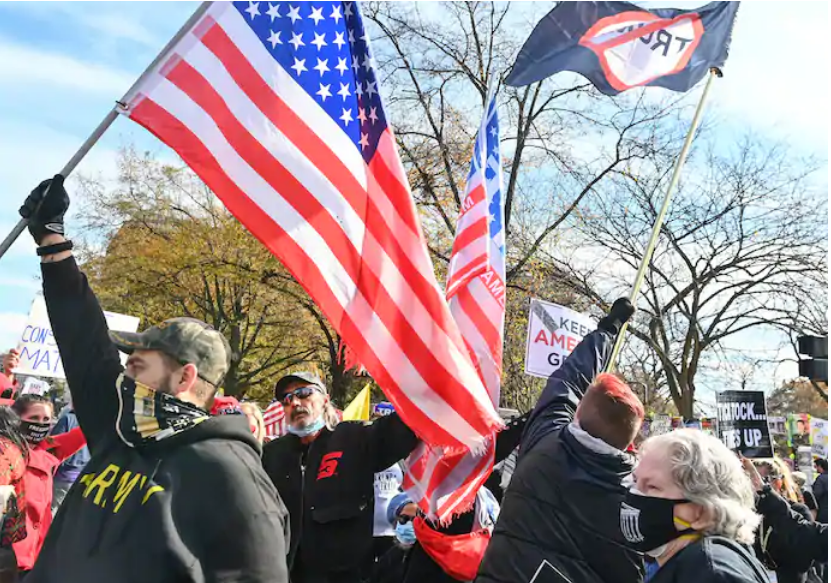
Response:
[619,429,768,582]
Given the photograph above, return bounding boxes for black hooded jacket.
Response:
[476,329,643,583]
[28,257,290,583]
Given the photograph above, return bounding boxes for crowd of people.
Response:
[0,179,825,583]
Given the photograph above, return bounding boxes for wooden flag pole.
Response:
[606,68,720,373]
[0,1,212,261]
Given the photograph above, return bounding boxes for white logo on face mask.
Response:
[620,502,644,543]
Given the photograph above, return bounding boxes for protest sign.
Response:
[524,299,595,379]
[787,413,811,449]
[650,415,672,436]
[15,296,140,379]
[716,390,773,457]
[797,446,815,483]
[767,416,787,436]
[700,418,717,437]
[20,377,50,396]
[810,417,828,458]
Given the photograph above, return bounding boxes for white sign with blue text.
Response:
[15,296,140,379]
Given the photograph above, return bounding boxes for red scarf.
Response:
[413,517,491,581]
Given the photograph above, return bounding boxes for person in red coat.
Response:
[10,395,86,574]
[0,352,20,401]
[0,407,28,583]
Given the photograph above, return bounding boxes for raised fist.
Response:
[19,175,69,244]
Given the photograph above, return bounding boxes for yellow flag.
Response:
[343,384,371,421]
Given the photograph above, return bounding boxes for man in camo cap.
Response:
[20,175,290,583]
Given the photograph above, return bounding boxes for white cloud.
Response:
[0,39,134,95]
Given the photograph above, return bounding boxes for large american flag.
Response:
[117,2,501,460]
[404,91,507,521]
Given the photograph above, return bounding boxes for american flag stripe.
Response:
[130,97,480,449]
[186,17,495,422]
[404,89,506,520]
[121,1,500,455]
[263,400,286,439]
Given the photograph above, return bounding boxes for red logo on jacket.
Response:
[317,452,343,480]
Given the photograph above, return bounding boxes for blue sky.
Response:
[0,2,827,395]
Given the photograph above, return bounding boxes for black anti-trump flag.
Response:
[716,390,774,458]
[506,1,739,94]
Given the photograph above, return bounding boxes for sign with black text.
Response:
[716,391,773,458]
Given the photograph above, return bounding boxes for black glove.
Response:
[598,298,635,335]
[19,175,69,244]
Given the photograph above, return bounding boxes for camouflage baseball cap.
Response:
[274,371,328,398]
[109,317,231,387]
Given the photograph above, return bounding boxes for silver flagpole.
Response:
[0,1,213,260]
[606,68,720,373]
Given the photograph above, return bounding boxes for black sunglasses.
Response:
[282,386,323,406]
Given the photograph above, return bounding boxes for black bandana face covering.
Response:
[20,420,51,444]
[116,373,210,447]
[620,488,695,554]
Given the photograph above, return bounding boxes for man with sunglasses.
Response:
[262,372,419,583]
[18,176,290,583]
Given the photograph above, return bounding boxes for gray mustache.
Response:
[291,406,311,420]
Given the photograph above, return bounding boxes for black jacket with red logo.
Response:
[262,416,418,582]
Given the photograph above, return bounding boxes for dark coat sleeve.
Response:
[520,329,614,456]
[812,474,827,505]
[494,411,529,463]
[366,413,419,472]
[41,257,123,452]
[757,489,828,569]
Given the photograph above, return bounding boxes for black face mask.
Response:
[620,489,695,554]
[20,420,51,444]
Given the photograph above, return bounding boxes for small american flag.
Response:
[117,1,500,492]
[404,90,507,521]
[263,400,286,440]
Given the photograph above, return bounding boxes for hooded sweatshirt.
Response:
[28,256,289,583]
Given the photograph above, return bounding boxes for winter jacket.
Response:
[812,473,827,524]
[476,329,643,583]
[0,438,26,549]
[27,256,290,583]
[50,409,90,484]
[0,375,17,401]
[756,488,828,573]
[649,536,768,583]
[262,415,418,583]
[13,427,86,571]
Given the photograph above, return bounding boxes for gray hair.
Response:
[642,429,761,544]
[323,401,340,431]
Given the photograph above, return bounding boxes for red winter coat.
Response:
[13,427,86,570]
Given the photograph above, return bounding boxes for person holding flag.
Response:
[475,3,742,582]
[16,177,290,583]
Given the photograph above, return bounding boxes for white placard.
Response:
[15,296,140,379]
[811,417,828,459]
[524,298,596,379]
[20,377,50,396]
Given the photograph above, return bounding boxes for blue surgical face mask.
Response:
[287,415,326,438]
[395,521,416,546]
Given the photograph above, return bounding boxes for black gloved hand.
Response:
[19,175,69,244]
[598,298,635,335]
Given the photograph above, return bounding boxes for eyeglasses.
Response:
[282,386,323,406]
